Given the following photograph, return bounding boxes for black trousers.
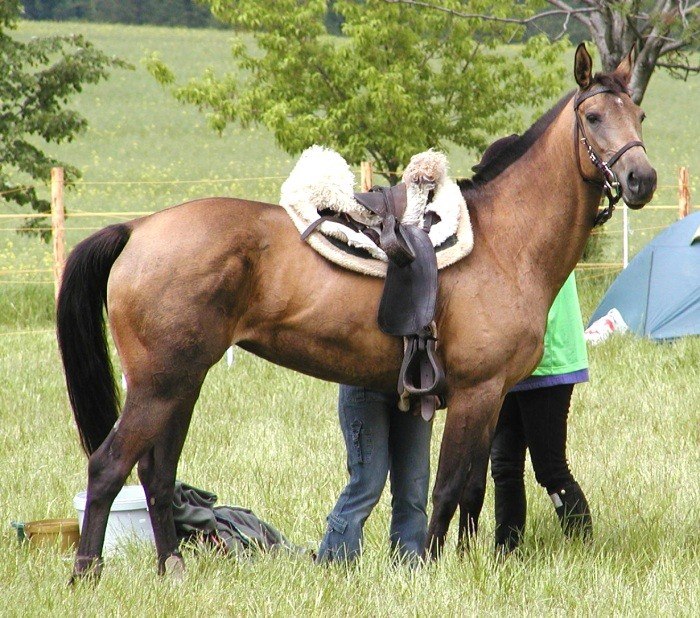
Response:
[490,383,576,496]
[491,384,592,549]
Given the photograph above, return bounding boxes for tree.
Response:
[0,0,129,234]
[21,0,222,28]
[384,1,700,103]
[148,0,566,183]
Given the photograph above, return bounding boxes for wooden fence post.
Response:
[678,166,690,219]
[51,167,65,302]
[360,161,373,192]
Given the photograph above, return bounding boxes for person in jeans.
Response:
[316,385,432,564]
[490,272,592,553]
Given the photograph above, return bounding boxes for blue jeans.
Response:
[316,385,433,563]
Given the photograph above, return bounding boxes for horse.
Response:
[57,44,656,581]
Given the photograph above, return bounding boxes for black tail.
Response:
[56,224,132,455]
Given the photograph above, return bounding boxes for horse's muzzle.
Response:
[623,166,657,209]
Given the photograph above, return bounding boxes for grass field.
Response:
[0,20,698,617]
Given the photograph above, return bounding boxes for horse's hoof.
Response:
[456,538,474,557]
[68,555,104,586]
[160,553,186,581]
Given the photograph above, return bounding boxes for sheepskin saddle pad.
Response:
[279,146,473,277]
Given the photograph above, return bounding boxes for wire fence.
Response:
[0,168,694,292]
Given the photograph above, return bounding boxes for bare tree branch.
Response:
[545,0,594,27]
[657,61,700,73]
[661,38,698,54]
[381,0,595,26]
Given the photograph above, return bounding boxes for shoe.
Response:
[550,481,592,541]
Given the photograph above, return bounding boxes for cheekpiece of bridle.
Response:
[573,86,646,227]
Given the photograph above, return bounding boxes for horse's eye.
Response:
[586,113,600,125]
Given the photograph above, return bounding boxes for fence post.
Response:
[360,161,373,192]
[51,167,66,302]
[678,166,690,219]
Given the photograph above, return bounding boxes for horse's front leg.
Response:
[427,384,502,559]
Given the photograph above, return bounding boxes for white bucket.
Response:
[73,485,155,553]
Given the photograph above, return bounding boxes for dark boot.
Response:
[494,482,526,554]
[550,481,592,541]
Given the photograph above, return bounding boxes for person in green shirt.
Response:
[490,272,592,553]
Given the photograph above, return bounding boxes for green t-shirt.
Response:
[531,272,589,376]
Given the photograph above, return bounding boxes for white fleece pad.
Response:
[280,145,474,277]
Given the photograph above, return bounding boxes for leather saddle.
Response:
[353,185,446,421]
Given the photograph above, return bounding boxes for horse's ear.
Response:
[574,43,593,89]
[613,45,635,85]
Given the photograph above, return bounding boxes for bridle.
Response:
[573,86,646,227]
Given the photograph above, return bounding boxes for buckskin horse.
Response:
[57,44,656,580]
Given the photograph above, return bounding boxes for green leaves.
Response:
[150,0,567,181]
[0,8,130,232]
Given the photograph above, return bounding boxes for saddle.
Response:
[282,146,472,420]
[351,185,446,421]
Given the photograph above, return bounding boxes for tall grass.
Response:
[0,21,698,617]
[1,330,698,615]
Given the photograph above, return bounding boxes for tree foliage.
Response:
[148,0,566,181]
[0,0,129,231]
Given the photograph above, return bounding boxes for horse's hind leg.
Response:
[71,392,155,582]
[71,377,202,582]
[71,425,135,582]
[137,401,197,577]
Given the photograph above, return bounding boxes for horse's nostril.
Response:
[627,170,639,191]
[625,168,657,205]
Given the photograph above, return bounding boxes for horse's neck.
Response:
[469,104,599,307]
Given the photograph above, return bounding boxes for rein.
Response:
[573,86,646,227]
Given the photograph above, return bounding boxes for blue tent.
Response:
[589,211,700,340]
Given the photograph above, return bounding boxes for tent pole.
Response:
[622,205,629,269]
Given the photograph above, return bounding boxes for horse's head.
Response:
[573,43,656,209]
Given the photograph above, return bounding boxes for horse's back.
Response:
[109,196,279,310]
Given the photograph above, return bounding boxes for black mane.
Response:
[460,72,630,190]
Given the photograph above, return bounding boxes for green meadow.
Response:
[0,21,698,616]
